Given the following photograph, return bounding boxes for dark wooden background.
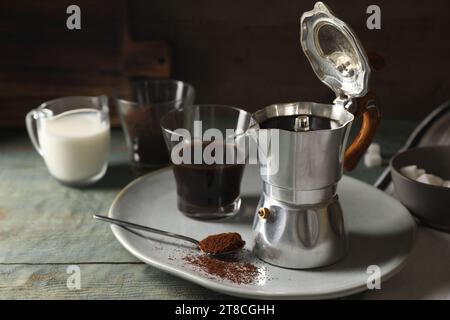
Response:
[1,0,449,127]
[0,0,170,127]
[130,0,450,120]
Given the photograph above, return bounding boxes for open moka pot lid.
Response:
[300,2,370,100]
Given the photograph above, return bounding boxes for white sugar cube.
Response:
[416,173,444,186]
[367,143,381,155]
[417,168,426,177]
[443,181,450,188]
[400,165,425,180]
[364,152,382,168]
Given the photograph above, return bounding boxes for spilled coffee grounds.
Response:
[183,255,260,284]
[199,232,245,255]
[182,232,258,284]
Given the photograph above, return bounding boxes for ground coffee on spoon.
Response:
[198,232,245,255]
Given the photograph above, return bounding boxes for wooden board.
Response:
[0,264,229,299]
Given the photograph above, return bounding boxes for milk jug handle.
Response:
[25,110,44,157]
[344,91,381,171]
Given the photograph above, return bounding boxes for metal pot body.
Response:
[250,101,353,269]
[250,101,353,205]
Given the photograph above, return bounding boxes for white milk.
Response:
[38,109,110,184]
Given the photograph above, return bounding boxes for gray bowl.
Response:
[391,146,450,232]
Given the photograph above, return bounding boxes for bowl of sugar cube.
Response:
[391,146,450,232]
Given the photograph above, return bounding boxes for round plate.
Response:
[109,165,416,299]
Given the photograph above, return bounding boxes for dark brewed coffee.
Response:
[260,115,340,131]
[172,142,245,215]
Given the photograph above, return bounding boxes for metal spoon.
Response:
[93,214,242,256]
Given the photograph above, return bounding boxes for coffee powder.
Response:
[198,232,245,255]
[183,254,260,284]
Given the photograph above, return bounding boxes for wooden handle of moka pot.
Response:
[344,91,381,171]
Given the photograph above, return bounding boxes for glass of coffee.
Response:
[160,105,252,220]
[115,79,195,173]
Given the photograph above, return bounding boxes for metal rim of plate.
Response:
[108,167,417,299]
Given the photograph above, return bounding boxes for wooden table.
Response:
[1,120,449,299]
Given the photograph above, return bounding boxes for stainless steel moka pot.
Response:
[250,2,380,269]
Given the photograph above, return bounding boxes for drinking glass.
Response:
[115,79,195,172]
[25,96,110,186]
[160,105,252,220]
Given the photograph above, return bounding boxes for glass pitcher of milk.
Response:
[26,96,110,186]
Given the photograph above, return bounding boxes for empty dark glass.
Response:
[115,79,195,172]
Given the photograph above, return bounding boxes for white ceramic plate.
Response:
[109,165,416,299]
